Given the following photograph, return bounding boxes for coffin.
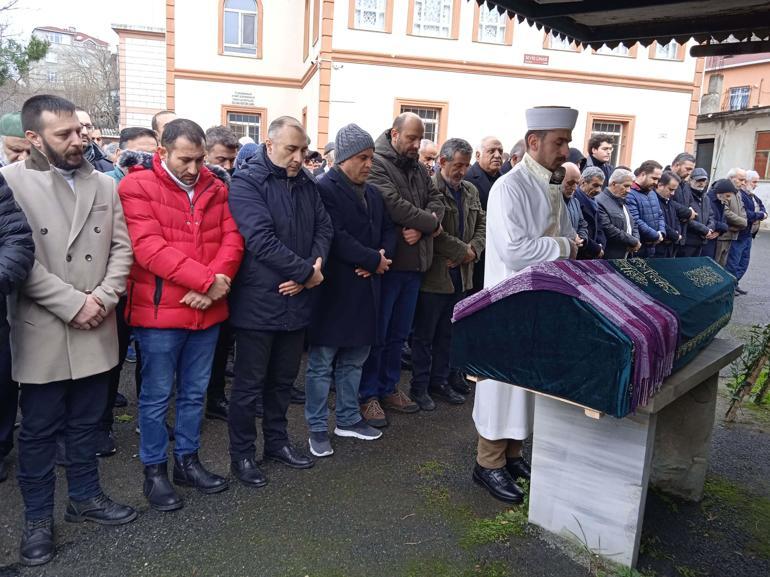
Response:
[451,258,735,418]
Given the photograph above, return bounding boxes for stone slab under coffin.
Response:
[451,257,735,418]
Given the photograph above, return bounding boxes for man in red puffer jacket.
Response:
[119,118,243,512]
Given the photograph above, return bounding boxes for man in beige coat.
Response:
[0,95,136,567]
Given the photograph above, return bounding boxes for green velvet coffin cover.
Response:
[451,257,734,417]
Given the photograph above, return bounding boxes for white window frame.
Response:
[477,4,506,44]
[655,40,679,60]
[354,0,387,32]
[728,86,751,111]
[226,111,262,143]
[597,43,630,57]
[412,0,453,39]
[547,31,575,51]
[590,121,624,167]
[223,0,258,55]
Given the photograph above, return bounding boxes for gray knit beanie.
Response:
[334,123,374,164]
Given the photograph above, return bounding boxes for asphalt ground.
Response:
[1,234,769,577]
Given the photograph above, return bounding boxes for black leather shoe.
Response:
[506,456,531,481]
[65,493,138,525]
[231,458,268,487]
[472,464,524,504]
[430,384,466,405]
[0,459,7,483]
[19,518,54,567]
[205,396,229,421]
[449,371,472,395]
[95,429,117,458]
[173,453,229,494]
[290,386,306,404]
[144,463,183,511]
[114,391,128,408]
[411,392,436,411]
[264,444,315,469]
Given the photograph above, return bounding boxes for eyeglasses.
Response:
[80,123,94,131]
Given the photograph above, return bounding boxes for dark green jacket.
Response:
[421,173,485,294]
[368,130,445,272]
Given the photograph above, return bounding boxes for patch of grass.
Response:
[417,459,449,479]
[703,476,770,558]
[461,508,527,546]
[114,413,134,423]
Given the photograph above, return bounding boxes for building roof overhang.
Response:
[478,0,770,56]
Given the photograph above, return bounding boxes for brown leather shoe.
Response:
[360,399,388,428]
[382,390,419,414]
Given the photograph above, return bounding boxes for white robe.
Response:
[472,154,574,440]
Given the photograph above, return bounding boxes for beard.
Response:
[41,138,83,170]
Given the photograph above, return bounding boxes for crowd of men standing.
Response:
[0,93,766,567]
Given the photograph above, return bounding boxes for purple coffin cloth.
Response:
[453,260,680,410]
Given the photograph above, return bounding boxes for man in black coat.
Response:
[669,152,698,255]
[597,169,641,259]
[575,166,606,259]
[463,136,502,292]
[304,124,397,458]
[227,116,333,484]
[681,168,717,257]
[0,174,35,483]
[584,133,615,183]
[654,172,683,258]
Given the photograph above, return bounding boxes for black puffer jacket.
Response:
[0,173,35,331]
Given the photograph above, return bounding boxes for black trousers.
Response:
[18,372,108,520]
[0,326,16,459]
[679,244,703,257]
[228,329,304,458]
[207,320,231,401]
[410,291,463,396]
[100,297,131,431]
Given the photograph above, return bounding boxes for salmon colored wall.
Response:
[704,61,770,110]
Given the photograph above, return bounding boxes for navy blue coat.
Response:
[738,189,767,239]
[575,187,606,258]
[308,169,397,347]
[228,145,333,332]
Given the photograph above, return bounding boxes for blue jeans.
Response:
[305,345,371,432]
[726,235,752,281]
[360,271,422,401]
[134,325,220,465]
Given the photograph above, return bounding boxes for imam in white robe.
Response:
[472,153,575,440]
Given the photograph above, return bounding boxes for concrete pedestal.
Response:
[527,338,742,568]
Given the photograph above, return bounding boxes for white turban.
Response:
[526,106,579,131]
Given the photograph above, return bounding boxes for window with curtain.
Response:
[546,31,576,51]
[477,4,507,44]
[728,86,751,111]
[655,40,680,60]
[597,43,630,57]
[354,0,387,31]
[224,0,258,55]
[412,0,453,38]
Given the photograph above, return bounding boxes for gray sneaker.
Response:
[334,420,383,441]
[308,431,334,457]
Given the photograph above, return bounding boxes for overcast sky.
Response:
[5,0,165,47]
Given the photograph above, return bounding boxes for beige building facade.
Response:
[115,0,704,165]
